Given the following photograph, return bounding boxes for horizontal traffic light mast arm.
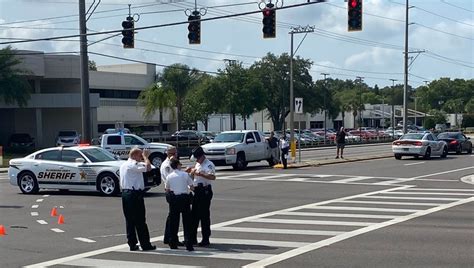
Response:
[0,1,326,45]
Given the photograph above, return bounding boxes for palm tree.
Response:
[0,46,31,106]
[139,83,176,137]
[160,64,198,130]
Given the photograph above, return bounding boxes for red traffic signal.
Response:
[348,0,362,32]
[262,4,276,39]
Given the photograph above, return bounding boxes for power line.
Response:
[413,23,474,40]
[440,0,474,13]
[413,6,474,27]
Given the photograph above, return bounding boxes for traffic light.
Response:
[121,16,134,48]
[188,12,201,45]
[348,0,362,32]
[262,3,276,39]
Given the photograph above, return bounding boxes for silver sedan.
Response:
[392,132,448,160]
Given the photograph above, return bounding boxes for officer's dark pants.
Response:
[164,196,171,244]
[190,185,213,243]
[168,193,192,247]
[281,148,289,169]
[122,190,152,248]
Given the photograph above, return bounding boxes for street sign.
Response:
[295,98,303,114]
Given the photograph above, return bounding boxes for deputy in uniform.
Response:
[119,148,156,251]
[160,146,182,246]
[187,146,216,247]
[165,158,194,251]
[280,135,289,169]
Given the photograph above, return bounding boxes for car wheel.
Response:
[414,155,419,159]
[97,173,120,196]
[233,153,247,170]
[456,145,462,155]
[468,145,472,154]
[423,147,431,160]
[18,171,39,194]
[394,154,402,160]
[150,153,166,168]
[441,146,448,158]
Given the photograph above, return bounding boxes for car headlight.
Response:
[226,148,236,155]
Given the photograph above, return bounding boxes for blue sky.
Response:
[0,0,472,87]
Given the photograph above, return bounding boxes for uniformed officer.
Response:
[280,135,289,169]
[119,147,156,251]
[160,146,182,246]
[187,146,216,247]
[165,158,194,251]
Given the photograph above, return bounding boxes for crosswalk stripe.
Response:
[404,188,474,192]
[31,212,39,216]
[248,218,373,226]
[363,196,462,201]
[31,205,39,209]
[204,238,310,248]
[36,220,48,225]
[311,175,334,178]
[215,226,343,236]
[337,200,443,206]
[277,211,398,219]
[307,206,420,213]
[221,173,259,178]
[287,178,309,182]
[383,191,474,196]
[63,258,204,267]
[331,176,373,183]
[51,228,64,233]
[74,237,96,243]
[116,247,274,261]
[248,174,294,181]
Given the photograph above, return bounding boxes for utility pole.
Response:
[403,0,409,134]
[321,73,329,144]
[356,76,364,142]
[390,79,397,139]
[79,0,91,143]
[223,59,237,130]
[289,26,314,151]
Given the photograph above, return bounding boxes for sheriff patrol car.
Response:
[8,145,160,196]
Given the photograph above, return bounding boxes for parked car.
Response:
[56,131,80,147]
[437,132,472,154]
[392,132,448,160]
[8,133,35,152]
[172,130,209,143]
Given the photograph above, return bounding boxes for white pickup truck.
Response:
[100,133,171,168]
[201,130,274,170]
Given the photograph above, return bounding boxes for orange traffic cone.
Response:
[0,225,6,236]
[58,215,65,225]
[50,207,58,217]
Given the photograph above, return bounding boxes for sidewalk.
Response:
[0,168,7,173]
[274,153,393,169]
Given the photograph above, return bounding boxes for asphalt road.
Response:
[0,149,473,268]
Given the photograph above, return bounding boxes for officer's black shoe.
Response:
[169,243,178,250]
[129,245,140,251]
[176,241,185,247]
[141,245,156,251]
[186,245,195,252]
[198,240,210,247]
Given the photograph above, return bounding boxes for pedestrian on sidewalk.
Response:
[187,146,216,247]
[267,131,279,165]
[280,135,289,169]
[119,148,156,252]
[165,158,195,251]
[336,127,346,159]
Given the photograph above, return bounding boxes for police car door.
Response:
[33,149,62,187]
[245,132,257,161]
[253,131,267,159]
[105,135,127,159]
[58,149,86,189]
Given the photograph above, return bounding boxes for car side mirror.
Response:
[468,137,471,140]
[246,138,255,144]
[75,158,85,164]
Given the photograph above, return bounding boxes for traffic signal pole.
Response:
[79,0,91,143]
[403,0,409,134]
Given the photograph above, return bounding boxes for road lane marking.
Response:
[404,162,425,166]
[248,218,373,227]
[24,185,411,268]
[30,212,39,216]
[215,227,343,236]
[116,247,274,261]
[363,196,461,201]
[36,199,44,203]
[287,178,309,182]
[42,195,50,197]
[383,191,474,196]
[244,196,474,268]
[248,174,294,181]
[198,238,310,248]
[331,176,373,183]
[277,211,398,219]
[51,228,64,233]
[36,220,48,225]
[404,188,474,192]
[63,258,204,268]
[460,175,474,185]
[337,200,443,206]
[31,205,39,209]
[380,166,474,185]
[74,237,96,243]
[307,206,420,213]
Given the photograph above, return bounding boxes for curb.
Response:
[274,154,393,169]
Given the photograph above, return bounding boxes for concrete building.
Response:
[0,51,175,148]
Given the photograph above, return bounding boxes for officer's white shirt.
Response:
[280,139,289,149]
[160,158,172,184]
[119,158,147,190]
[193,158,216,187]
[165,170,193,195]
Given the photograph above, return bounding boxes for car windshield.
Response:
[213,133,244,143]
[80,148,117,162]
[58,131,77,136]
[401,133,424,140]
[437,133,457,139]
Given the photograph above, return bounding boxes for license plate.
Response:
[403,148,409,151]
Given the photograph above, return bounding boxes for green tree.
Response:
[424,109,447,129]
[138,83,176,137]
[443,98,464,127]
[160,64,199,130]
[88,60,97,71]
[250,53,314,131]
[0,46,31,106]
[465,98,474,114]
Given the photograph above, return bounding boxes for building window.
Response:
[90,88,141,99]
[310,121,323,129]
